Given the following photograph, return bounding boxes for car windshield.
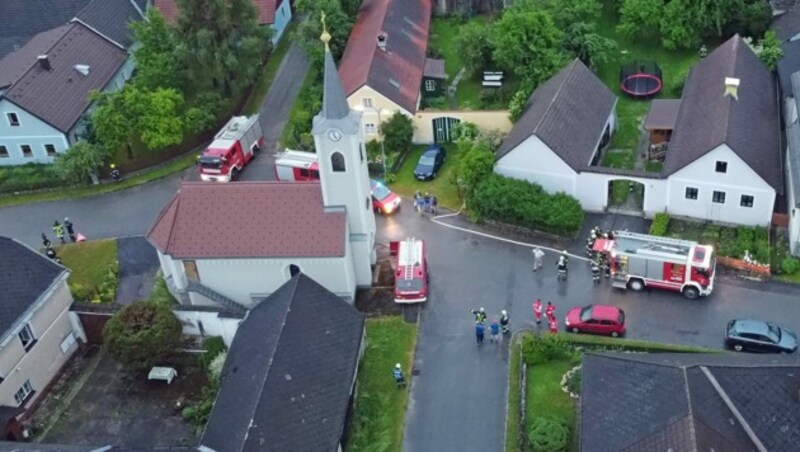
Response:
[767,323,781,343]
[580,306,593,322]
[419,153,436,166]
[372,182,391,200]
[199,157,222,169]
[396,279,423,291]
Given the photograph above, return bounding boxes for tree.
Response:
[104,301,182,371]
[453,138,495,205]
[184,92,224,133]
[616,0,665,39]
[53,141,111,185]
[295,0,352,65]
[174,0,271,96]
[131,9,181,91]
[563,22,617,69]
[514,0,601,28]
[748,31,783,71]
[508,89,530,122]
[139,88,185,150]
[492,9,567,87]
[456,22,495,75]
[92,88,138,158]
[381,112,414,155]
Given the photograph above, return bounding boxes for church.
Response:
[147,39,377,310]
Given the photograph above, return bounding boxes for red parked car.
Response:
[371,179,401,214]
[564,305,626,337]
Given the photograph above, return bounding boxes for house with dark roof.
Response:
[153,0,292,44]
[73,0,146,50]
[201,273,365,452]
[0,22,132,166]
[338,0,512,144]
[0,0,92,60]
[0,237,86,439]
[496,36,780,227]
[148,38,376,309]
[580,352,800,451]
[772,2,800,42]
[494,58,617,196]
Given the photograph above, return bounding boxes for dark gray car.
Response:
[725,319,798,353]
[413,145,446,180]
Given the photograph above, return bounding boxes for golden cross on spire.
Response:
[320,11,331,52]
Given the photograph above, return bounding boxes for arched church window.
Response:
[332,152,346,172]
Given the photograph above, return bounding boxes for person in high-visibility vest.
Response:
[532,299,543,324]
[392,363,406,388]
[470,307,487,324]
[52,221,65,244]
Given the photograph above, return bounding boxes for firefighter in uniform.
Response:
[591,259,601,284]
[500,310,510,335]
[470,307,487,324]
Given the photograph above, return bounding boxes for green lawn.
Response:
[428,17,495,110]
[390,144,461,210]
[57,239,118,302]
[526,358,580,451]
[0,151,197,208]
[347,317,418,452]
[594,1,699,158]
[506,336,524,452]
[243,22,298,115]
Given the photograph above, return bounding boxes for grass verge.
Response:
[347,316,418,452]
[526,358,580,451]
[243,21,298,115]
[390,144,461,210]
[0,151,197,208]
[505,335,523,452]
[57,239,118,302]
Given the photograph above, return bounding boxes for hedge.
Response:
[649,212,669,236]
[561,334,713,353]
[0,163,66,194]
[472,174,584,236]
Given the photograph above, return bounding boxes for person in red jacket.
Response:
[548,316,559,334]
[532,299,543,324]
[545,301,556,322]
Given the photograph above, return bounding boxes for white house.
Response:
[785,72,800,255]
[495,36,781,227]
[495,58,618,196]
[147,41,376,308]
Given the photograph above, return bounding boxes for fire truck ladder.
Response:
[401,238,419,280]
[614,231,695,257]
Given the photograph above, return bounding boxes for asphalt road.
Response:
[375,203,800,452]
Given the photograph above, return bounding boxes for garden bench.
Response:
[148,366,178,384]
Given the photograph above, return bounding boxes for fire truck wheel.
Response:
[231,168,240,181]
[628,279,645,291]
[682,286,699,299]
[733,344,743,352]
[571,327,580,334]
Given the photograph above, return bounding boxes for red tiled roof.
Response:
[147,182,347,259]
[338,0,432,113]
[154,0,276,25]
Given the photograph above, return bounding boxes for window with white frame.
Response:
[14,380,33,406]
[6,112,19,126]
[45,144,57,156]
[712,190,726,204]
[425,79,436,92]
[740,194,754,208]
[21,145,32,158]
[365,123,377,134]
[18,324,36,351]
[362,98,374,108]
[0,145,8,158]
[715,161,727,173]
[685,187,698,200]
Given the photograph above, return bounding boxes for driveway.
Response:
[115,236,160,305]
[374,203,800,452]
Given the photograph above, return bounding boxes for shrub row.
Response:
[649,212,669,236]
[0,164,66,194]
[70,262,119,303]
[472,174,584,236]
[661,216,771,264]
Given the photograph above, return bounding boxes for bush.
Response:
[649,213,669,236]
[735,227,755,258]
[753,227,770,264]
[527,416,569,452]
[472,174,584,236]
[563,368,581,395]
[191,382,219,426]
[202,336,226,369]
[208,351,227,383]
[781,257,800,275]
[522,334,572,365]
[382,112,414,155]
[103,301,182,371]
[718,227,737,257]
[0,164,67,194]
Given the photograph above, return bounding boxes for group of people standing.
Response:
[532,299,559,334]
[413,191,438,216]
[470,307,510,345]
[41,218,80,264]
[585,226,614,285]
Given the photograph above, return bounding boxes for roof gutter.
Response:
[700,366,767,452]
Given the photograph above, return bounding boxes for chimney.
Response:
[724,77,740,100]
[377,33,387,52]
[37,55,51,71]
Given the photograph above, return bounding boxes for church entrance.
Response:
[432,117,461,142]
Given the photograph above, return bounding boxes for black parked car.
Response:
[413,145,446,181]
[725,319,797,353]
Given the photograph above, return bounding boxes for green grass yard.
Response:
[390,144,461,210]
[347,317,418,452]
[57,239,118,301]
[526,358,580,451]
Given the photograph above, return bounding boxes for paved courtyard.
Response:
[35,349,207,448]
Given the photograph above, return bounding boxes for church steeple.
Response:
[319,12,351,120]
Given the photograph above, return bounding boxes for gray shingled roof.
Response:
[495,59,617,170]
[2,22,127,133]
[0,0,91,59]
[778,40,800,98]
[773,6,800,42]
[74,0,145,49]
[581,352,800,452]
[201,274,365,452]
[322,49,351,120]
[663,35,783,192]
[0,237,66,336]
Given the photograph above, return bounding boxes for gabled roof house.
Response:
[0,22,133,165]
[201,274,365,452]
[580,352,800,451]
[153,0,293,43]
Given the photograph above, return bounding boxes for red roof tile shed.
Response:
[147,182,347,259]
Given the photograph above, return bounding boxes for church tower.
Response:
[312,18,376,288]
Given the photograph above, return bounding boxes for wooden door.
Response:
[184,260,199,282]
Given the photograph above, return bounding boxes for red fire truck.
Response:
[390,238,429,303]
[596,231,715,299]
[274,149,320,181]
[197,115,264,182]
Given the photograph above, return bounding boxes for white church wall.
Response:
[174,310,241,347]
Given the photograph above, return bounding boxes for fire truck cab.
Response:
[390,238,428,303]
[274,150,320,181]
[605,231,715,299]
[198,115,264,182]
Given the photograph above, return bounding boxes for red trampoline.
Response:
[620,61,663,98]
